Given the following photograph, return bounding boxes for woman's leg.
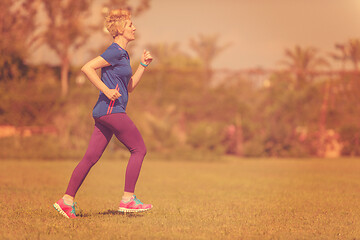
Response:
[64,120,113,197]
[98,113,147,194]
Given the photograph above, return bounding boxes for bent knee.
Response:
[131,145,147,157]
[138,145,147,157]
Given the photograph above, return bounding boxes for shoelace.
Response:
[133,195,143,205]
[71,202,77,215]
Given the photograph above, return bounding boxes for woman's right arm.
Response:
[81,56,121,101]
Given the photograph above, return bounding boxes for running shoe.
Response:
[118,195,153,213]
[53,198,77,219]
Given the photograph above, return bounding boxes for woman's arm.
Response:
[128,50,153,92]
[81,56,121,101]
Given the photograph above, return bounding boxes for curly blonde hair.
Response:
[105,9,131,38]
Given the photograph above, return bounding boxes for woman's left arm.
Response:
[128,50,153,92]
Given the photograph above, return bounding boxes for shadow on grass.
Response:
[75,209,148,218]
[96,209,146,218]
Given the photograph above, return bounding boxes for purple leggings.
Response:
[65,113,147,197]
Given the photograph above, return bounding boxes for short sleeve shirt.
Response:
[92,43,132,118]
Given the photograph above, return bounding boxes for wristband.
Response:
[140,62,148,67]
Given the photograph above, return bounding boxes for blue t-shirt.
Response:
[92,43,132,118]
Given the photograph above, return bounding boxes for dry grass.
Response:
[1,157,360,239]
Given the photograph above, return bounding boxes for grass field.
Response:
[1,157,360,239]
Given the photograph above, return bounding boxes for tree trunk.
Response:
[318,80,330,157]
[61,56,70,97]
[234,114,243,156]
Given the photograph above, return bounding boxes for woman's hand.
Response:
[104,88,121,101]
[128,50,153,92]
[141,50,153,66]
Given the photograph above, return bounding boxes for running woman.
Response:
[53,8,153,219]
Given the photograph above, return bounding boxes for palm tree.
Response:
[189,34,231,85]
[281,45,328,86]
[281,46,331,156]
[329,43,347,71]
[346,39,360,72]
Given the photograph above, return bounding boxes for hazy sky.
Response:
[34,0,360,70]
[132,0,360,70]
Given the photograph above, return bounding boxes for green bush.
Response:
[340,125,360,156]
[187,121,225,154]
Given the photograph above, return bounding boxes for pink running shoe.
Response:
[53,199,77,219]
[118,195,153,213]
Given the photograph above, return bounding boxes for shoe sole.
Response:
[53,203,70,219]
[118,207,152,213]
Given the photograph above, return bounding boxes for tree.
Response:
[0,0,40,81]
[346,39,360,72]
[42,0,151,96]
[42,0,94,96]
[189,34,231,85]
[329,43,347,71]
[143,42,201,100]
[281,45,328,86]
[329,39,360,72]
[102,0,150,16]
[146,42,201,70]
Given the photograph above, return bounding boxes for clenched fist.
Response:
[105,88,121,101]
[141,50,153,66]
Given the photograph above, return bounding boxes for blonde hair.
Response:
[105,9,131,38]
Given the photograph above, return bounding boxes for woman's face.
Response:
[122,20,136,41]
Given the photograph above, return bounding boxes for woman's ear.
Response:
[117,27,124,35]
[117,20,129,36]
